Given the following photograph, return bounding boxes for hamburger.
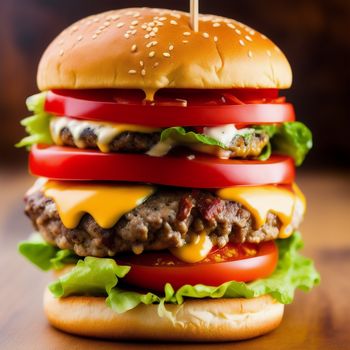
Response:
[17,7,319,341]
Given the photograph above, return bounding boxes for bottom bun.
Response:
[44,288,284,341]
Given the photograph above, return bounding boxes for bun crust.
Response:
[44,288,284,341]
[38,8,292,94]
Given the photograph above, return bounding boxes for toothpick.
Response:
[190,0,199,32]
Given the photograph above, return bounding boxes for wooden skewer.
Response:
[190,0,199,32]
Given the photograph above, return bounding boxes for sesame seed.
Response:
[139,60,144,66]
[116,22,124,28]
[131,20,139,25]
[141,69,146,76]
[77,35,83,41]
[202,32,210,38]
[103,21,111,26]
[153,27,159,33]
[227,23,235,29]
[128,69,137,74]
[170,20,178,25]
[131,44,137,52]
[183,32,191,36]
[149,22,155,27]
[261,34,267,40]
[153,62,159,68]
[131,29,137,35]
[144,34,150,39]
[249,30,256,35]
[146,26,152,32]
[111,15,120,21]
[274,46,281,52]
[146,40,158,48]
[133,12,140,18]
[141,24,147,29]
[213,23,221,27]
[71,25,78,33]
[169,44,174,51]
[239,39,245,46]
[248,50,253,58]
[235,29,241,35]
[163,52,171,57]
[245,35,253,42]
[93,18,100,23]
[159,17,167,21]
[149,51,156,57]
[92,34,98,39]
[267,50,272,57]
[59,49,64,56]
[149,32,156,37]
[182,40,189,44]
[214,36,218,42]
[124,33,130,39]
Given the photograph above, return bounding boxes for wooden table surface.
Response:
[1,168,349,349]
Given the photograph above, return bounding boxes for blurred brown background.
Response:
[0,0,349,168]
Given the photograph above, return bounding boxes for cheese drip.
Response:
[42,181,155,229]
[50,117,160,152]
[217,184,306,238]
[170,232,213,263]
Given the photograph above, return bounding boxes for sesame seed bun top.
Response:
[37,7,292,98]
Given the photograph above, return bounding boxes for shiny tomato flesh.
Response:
[29,145,295,187]
[116,241,278,292]
[45,89,295,127]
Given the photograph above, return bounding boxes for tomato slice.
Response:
[29,145,295,187]
[45,89,295,127]
[116,241,278,292]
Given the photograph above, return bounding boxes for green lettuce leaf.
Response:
[49,257,130,297]
[16,92,53,148]
[254,122,313,166]
[160,123,312,165]
[160,127,226,148]
[22,232,319,316]
[256,142,272,161]
[18,233,77,270]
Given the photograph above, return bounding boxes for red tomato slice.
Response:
[45,89,295,127]
[116,241,278,292]
[29,145,295,188]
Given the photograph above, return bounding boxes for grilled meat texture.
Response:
[60,127,160,153]
[57,127,269,158]
[24,189,293,257]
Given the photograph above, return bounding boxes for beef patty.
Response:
[57,127,269,158]
[25,188,301,258]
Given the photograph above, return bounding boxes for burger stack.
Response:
[18,8,319,341]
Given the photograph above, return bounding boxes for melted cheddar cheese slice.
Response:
[217,184,306,238]
[42,181,155,229]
